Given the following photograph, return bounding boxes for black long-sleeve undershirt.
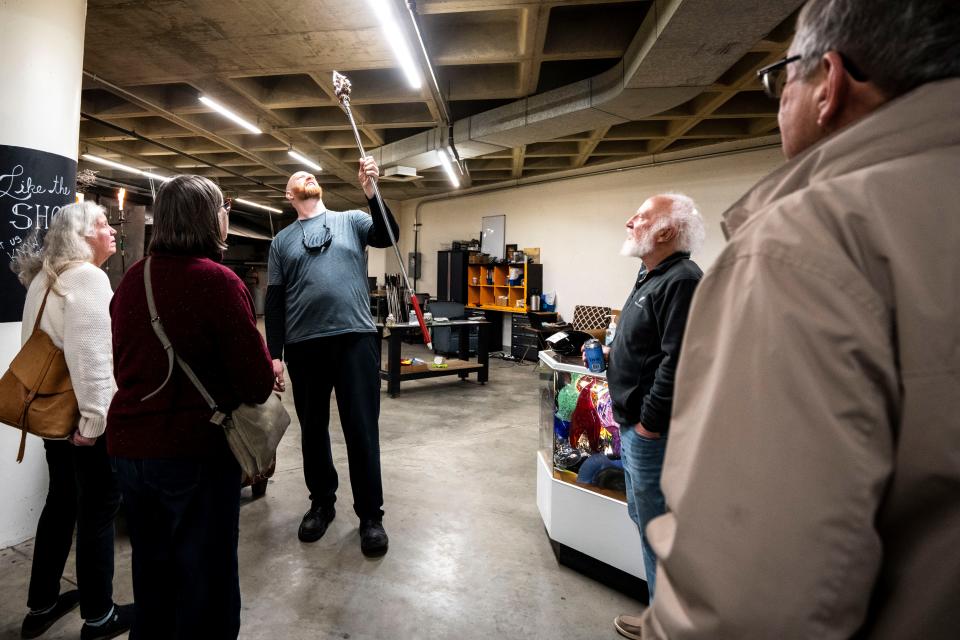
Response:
[366,196,400,248]
[265,284,285,360]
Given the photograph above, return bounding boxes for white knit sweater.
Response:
[20,262,116,439]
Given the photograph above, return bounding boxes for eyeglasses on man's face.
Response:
[758,52,869,99]
[757,55,803,99]
[220,197,232,214]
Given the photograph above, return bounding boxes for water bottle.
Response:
[605,318,617,346]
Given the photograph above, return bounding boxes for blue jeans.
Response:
[620,425,667,600]
[114,451,241,639]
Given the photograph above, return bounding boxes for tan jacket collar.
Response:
[721,78,960,238]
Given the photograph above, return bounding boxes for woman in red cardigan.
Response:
[107,175,274,640]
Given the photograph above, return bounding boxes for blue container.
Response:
[584,339,606,373]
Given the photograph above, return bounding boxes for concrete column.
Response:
[0,0,88,547]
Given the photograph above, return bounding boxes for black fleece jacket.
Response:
[607,252,702,434]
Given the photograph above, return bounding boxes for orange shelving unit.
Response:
[466,262,543,313]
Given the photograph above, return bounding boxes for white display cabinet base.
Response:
[536,450,649,601]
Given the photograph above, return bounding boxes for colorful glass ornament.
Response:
[569,381,603,452]
[556,383,579,421]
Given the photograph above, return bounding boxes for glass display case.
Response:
[539,353,625,500]
[536,349,647,594]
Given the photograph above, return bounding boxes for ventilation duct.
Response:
[381,165,421,182]
[371,0,802,172]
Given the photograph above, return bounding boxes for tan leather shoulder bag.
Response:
[0,289,80,461]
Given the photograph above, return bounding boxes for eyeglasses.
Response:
[298,218,333,253]
[221,198,232,214]
[757,55,803,99]
[758,53,869,99]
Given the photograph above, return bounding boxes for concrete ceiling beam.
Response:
[511,146,525,178]
[573,125,612,168]
[521,5,550,96]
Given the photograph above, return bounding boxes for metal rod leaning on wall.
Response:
[333,70,431,349]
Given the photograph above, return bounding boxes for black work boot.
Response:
[359,519,389,557]
[298,505,335,542]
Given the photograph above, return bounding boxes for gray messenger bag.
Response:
[140,257,289,480]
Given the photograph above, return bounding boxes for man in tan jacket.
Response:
[629,0,960,638]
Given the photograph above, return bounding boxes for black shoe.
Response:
[359,519,389,557]
[21,590,80,639]
[298,505,335,542]
[80,603,134,640]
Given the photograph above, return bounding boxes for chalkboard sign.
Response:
[0,144,77,323]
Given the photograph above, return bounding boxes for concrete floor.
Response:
[0,344,641,639]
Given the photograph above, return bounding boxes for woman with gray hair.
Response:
[11,201,133,640]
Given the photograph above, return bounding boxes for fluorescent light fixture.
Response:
[436,148,460,188]
[141,170,170,182]
[199,96,262,134]
[81,154,140,173]
[234,198,282,214]
[82,154,172,182]
[83,153,282,212]
[367,0,422,89]
[288,149,322,172]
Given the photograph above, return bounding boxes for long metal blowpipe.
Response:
[333,70,432,350]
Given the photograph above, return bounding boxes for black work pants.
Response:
[285,332,384,520]
[114,449,241,640]
[27,436,120,621]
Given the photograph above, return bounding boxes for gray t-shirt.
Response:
[268,209,375,343]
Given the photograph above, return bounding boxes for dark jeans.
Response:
[620,425,668,600]
[28,437,120,621]
[285,332,384,520]
[114,450,241,640]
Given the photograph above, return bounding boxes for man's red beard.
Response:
[292,181,322,199]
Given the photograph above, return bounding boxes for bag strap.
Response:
[31,287,53,334]
[140,257,227,425]
[17,431,27,463]
[18,287,62,463]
